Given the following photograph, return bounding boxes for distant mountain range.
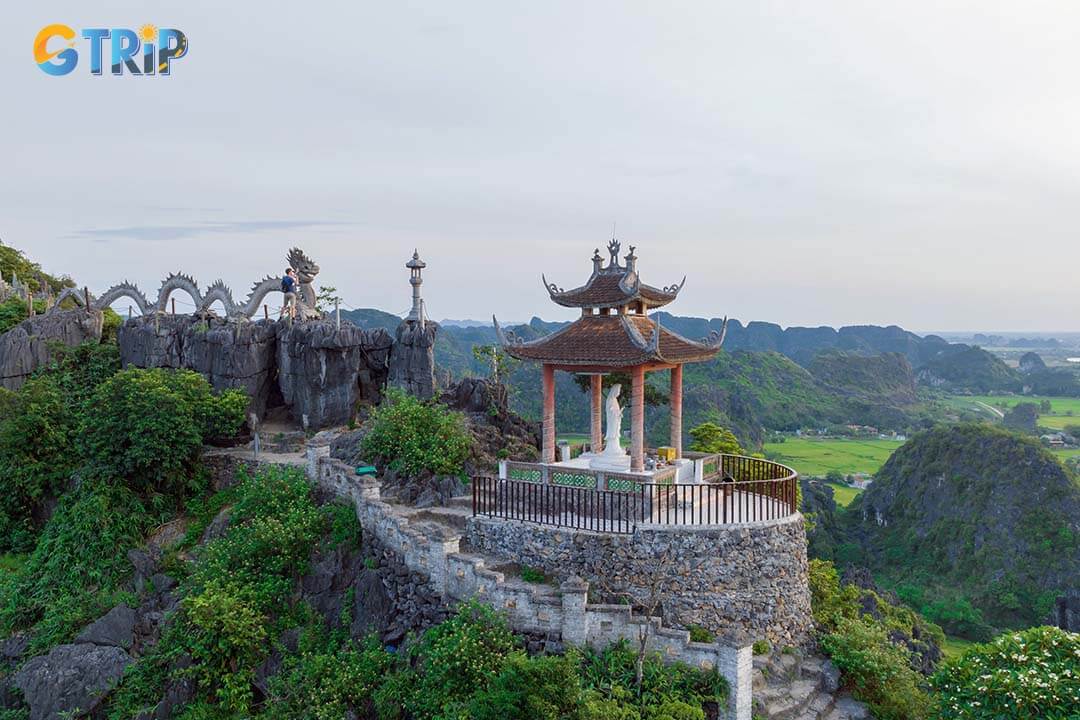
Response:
[339,308,1080,445]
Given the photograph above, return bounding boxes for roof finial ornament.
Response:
[624,245,638,274]
[606,238,621,269]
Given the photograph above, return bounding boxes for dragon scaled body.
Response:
[50,247,323,321]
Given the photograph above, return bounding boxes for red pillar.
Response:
[542,363,556,464]
[630,364,645,472]
[670,364,683,459]
[590,374,603,453]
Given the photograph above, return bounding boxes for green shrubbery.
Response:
[931,626,1080,720]
[254,595,727,720]
[0,484,146,653]
[0,297,46,334]
[0,355,247,654]
[361,388,471,476]
[80,368,246,497]
[108,466,333,717]
[263,631,394,720]
[0,342,119,552]
[687,422,743,455]
[809,559,938,720]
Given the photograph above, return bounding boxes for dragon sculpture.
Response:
[49,247,323,321]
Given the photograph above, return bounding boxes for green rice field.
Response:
[825,482,862,507]
[763,437,904,477]
[947,394,1080,431]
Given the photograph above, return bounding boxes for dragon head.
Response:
[287,247,320,283]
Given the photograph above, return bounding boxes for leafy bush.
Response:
[0,342,120,551]
[403,600,518,718]
[262,632,394,720]
[0,377,74,551]
[578,640,728,711]
[809,560,936,720]
[0,484,147,652]
[183,580,269,710]
[642,701,704,720]
[468,652,584,720]
[821,618,932,720]
[931,626,1080,720]
[751,639,770,655]
[361,389,471,477]
[107,467,329,718]
[687,625,715,644]
[520,565,546,583]
[687,422,743,455]
[79,368,245,495]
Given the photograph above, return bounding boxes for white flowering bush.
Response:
[932,626,1080,719]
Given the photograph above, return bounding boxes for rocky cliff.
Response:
[388,320,438,400]
[277,321,393,428]
[0,309,104,390]
[117,316,396,429]
[850,423,1080,633]
[119,315,278,417]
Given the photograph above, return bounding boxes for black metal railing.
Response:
[473,455,798,534]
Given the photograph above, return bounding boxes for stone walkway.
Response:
[753,652,871,720]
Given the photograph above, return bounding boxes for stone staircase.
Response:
[751,650,871,720]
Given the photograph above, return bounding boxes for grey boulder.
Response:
[75,605,137,650]
[14,643,131,720]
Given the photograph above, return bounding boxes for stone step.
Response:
[808,692,835,716]
[759,679,820,720]
[799,656,825,681]
[411,508,468,532]
[823,695,870,720]
[447,495,473,510]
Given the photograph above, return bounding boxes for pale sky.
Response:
[3,2,1078,331]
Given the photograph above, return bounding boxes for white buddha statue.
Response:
[591,383,630,469]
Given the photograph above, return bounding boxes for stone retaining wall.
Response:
[466,513,813,649]
[310,455,755,720]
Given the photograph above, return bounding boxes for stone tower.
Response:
[388,250,438,399]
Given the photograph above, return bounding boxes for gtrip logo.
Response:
[34,24,188,76]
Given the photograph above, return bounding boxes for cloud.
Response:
[71,220,352,243]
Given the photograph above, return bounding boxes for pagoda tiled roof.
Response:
[494,312,726,368]
[543,244,684,310]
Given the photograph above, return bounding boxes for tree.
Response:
[316,285,342,314]
[361,389,471,477]
[1002,402,1038,435]
[687,422,743,455]
[78,368,246,494]
[0,376,74,551]
[825,469,846,485]
[472,344,520,386]
[0,241,74,294]
[931,626,1080,719]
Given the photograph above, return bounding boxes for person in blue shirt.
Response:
[279,268,298,319]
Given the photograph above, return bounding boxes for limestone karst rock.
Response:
[116,315,395,430]
[0,308,104,390]
[119,315,278,418]
[14,643,131,720]
[276,320,393,428]
[388,319,438,400]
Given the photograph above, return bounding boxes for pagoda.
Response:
[494,239,727,474]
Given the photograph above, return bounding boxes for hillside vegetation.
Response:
[847,424,1080,638]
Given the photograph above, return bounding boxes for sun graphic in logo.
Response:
[138,24,158,43]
